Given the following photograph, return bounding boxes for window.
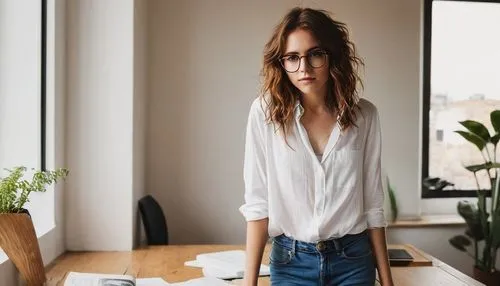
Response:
[422,0,500,198]
[0,0,50,241]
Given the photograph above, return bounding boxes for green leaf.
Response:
[491,110,500,133]
[465,162,500,173]
[0,167,69,213]
[491,133,500,145]
[457,201,485,241]
[423,177,440,187]
[459,120,491,142]
[465,164,485,173]
[465,228,474,238]
[387,177,398,222]
[455,235,472,246]
[422,177,454,191]
[454,131,486,151]
[488,162,500,169]
[449,235,469,251]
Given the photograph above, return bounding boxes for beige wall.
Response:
[145,0,480,277]
[57,0,491,278]
[64,0,148,251]
[146,0,422,244]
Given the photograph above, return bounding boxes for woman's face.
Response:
[282,29,330,98]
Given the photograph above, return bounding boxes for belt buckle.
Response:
[316,241,326,251]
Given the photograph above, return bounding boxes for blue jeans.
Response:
[269,230,376,285]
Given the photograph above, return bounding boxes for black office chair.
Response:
[138,195,169,245]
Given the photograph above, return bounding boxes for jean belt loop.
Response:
[291,238,296,255]
[333,238,342,252]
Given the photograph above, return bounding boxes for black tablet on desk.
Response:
[388,248,414,266]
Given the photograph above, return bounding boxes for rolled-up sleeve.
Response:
[363,103,387,228]
[239,99,268,221]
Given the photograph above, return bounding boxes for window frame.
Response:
[421,0,500,198]
[41,0,47,171]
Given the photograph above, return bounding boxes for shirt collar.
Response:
[295,99,345,135]
[294,100,342,121]
[294,100,304,119]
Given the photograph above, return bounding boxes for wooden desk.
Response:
[45,244,483,286]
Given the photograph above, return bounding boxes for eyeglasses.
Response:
[279,50,329,73]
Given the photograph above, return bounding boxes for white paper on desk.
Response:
[202,266,244,280]
[170,277,229,285]
[184,260,203,268]
[189,250,269,279]
[64,271,136,286]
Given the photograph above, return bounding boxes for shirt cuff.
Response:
[239,203,268,222]
[365,208,387,228]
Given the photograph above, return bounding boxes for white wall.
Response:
[65,0,147,251]
[65,0,136,251]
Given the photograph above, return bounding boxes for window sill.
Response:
[387,214,465,228]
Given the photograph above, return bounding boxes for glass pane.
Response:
[429,1,500,191]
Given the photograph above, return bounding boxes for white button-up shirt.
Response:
[239,97,387,243]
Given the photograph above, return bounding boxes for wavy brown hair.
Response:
[261,7,364,137]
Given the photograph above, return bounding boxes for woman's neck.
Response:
[300,92,328,114]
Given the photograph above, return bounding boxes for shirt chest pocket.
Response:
[337,126,364,150]
[273,146,307,191]
[333,149,363,190]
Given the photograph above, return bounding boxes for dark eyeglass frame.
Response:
[279,50,330,73]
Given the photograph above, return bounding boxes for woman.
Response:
[239,7,394,286]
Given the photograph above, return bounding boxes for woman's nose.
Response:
[299,56,311,73]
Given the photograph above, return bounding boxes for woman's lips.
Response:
[299,77,315,83]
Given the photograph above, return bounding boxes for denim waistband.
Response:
[272,230,368,254]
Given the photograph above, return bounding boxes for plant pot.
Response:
[0,211,46,286]
[473,266,500,286]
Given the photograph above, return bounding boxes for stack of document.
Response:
[64,271,230,286]
[168,277,230,286]
[184,250,270,280]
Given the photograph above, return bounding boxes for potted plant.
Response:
[424,110,500,286]
[386,176,399,222]
[0,166,68,286]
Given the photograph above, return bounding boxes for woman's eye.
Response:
[310,51,323,58]
[285,55,300,62]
